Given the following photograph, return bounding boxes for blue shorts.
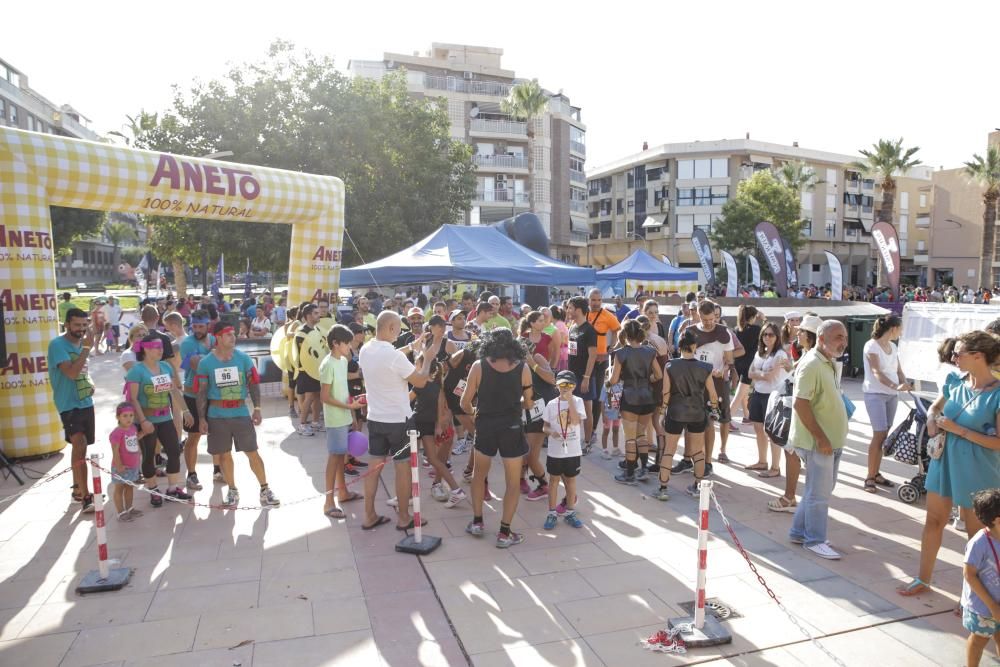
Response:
[326,425,350,456]
[963,607,999,637]
[863,392,899,432]
[115,467,140,484]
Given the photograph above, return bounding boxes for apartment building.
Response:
[586,138,884,288]
[349,43,589,265]
[0,57,99,141]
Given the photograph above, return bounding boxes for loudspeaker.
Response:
[0,299,6,368]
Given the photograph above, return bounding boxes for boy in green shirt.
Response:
[319,325,365,518]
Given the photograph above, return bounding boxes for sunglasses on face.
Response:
[762,332,777,338]
[556,382,576,389]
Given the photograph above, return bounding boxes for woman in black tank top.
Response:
[459,328,533,547]
[609,320,662,485]
[653,329,721,500]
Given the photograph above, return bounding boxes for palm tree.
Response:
[965,146,1000,289]
[777,160,823,193]
[104,220,136,277]
[849,138,921,225]
[501,79,549,213]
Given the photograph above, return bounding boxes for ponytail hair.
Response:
[871,314,902,339]
[622,318,645,343]
[737,305,758,331]
[678,328,698,353]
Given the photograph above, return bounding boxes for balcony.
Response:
[423,75,511,97]
[474,189,530,207]
[569,169,586,184]
[473,154,528,170]
[470,118,527,137]
[570,140,586,156]
[845,179,861,193]
[570,200,588,214]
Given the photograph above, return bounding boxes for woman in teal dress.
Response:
[899,331,1000,597]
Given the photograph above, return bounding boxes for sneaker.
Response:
[543,513,558,530]
[519,478,530,494]
[260,487,280,507]
[155,466,167,478]
[463,468,474,482]
[564,512,584,529]
[526,484,548,501]
[685,482,701,498]
[348,456,368,468]
[224,489,239,508]
[297,425,315,437]
[166,487,193,501]
[618,459,628,469]
[444,489,467,508]
[213,470,224,482]
[150,489,163,508]
[611,448,622,457]
[555,499,567,515]
[671,459,693,474]
[431,482,449,502]
[465,520,485,536]
[636,466,648,481]
[704,463,714,477]
[601,448,611,460]
[80,494,95,513]
[311,422,326,433]
[344,464,360,477]
[803,541,841,560]
[496,531,525,548]
[422,457,432,469]
[954,517,967,532]
[186,473,203,491]
[646,463,660,473]
[614,470,637,485]
[451,437,469,456]
[789,535,805,545]
[652,487,671,501]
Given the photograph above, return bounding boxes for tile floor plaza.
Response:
[0,350,994,667]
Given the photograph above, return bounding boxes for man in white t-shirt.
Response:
[101,296,123,352]
[689,300,734,473]
[358,310,436,532]
[542,370,586,530]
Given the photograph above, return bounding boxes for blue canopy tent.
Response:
[595,249,699,296]
[340,224,596,288]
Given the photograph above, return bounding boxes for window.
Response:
[677,214,694,235]
[801,219,812,236]
[711,158,728,178]
[626,219,634,236]
[570,126,585,145]
[916,214,930,227]
[917,240,926,252]
[599,220,611,238]
[627,200,634,211]
[861,196,874,213]
[825,220,836,238]
[26,115,34,132]
[654,189,664,206]
[600,199,612,215]
[677,158,727,180]
[899,213,908,234]
[570,186,587,202]
[862,178,874,190]
[678,160,694,179]
[588,180,599,197]
[919,193,927,208]
[900,192,909,210]
[677,186,728,207]
[9,104,17,125]
[801,192,813,211]
[570,156,585,172]
[711,185,728,204]
[826,169,837,187]
[826,194,836,212]
[812,264,821,272]
[646,167,663,181]
[627,173,634,189]
[616,198,623,214]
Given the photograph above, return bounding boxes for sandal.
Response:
[338,491,362,503]
[325,507,346,519]
[757,468,781,478]
[744,462,768,471]
[767,496,797,512]
[873,474,895,488]
[864,478,878,494]
[717,453,730,464]
[361,515,390,530]
[896,577,930,597]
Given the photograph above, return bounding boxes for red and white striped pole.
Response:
[91,453,109,580]
[408,429,423,543]
[695,479,712,629]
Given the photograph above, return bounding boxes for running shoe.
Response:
[80,494,95,513]
[166,487,193,501]
[297,425,315,437]
[463,468,474,482]
[186,473,203,491]
[496,531,525,548]
[422,457,432,469]
[443,489,467,508]
[150,489,163,507]
[213,469,224,482]
[636,466,648,481]
[451,437,469,456]
[344,464,360,477]
[614,470,637,485]
[670,459,693,474]
[348,456,368,468]
[652,487,671,501]
[465,520,485,536]
[128,507,144,518]
[685,482,703,497]
[117,510,133,522]
[224,489,239,508]
[386,496,413,509]
[430,482,448,502]
[704,463,714,477]
[260,487,280,507]
[311,421,326,432]
[612,447,622,457]
[543,513,558,530]
[519,478,531,495]
[525,484,548,501]
[601,449,611,460]
[564,512,584,529]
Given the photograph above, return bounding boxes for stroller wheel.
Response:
[897,484,920,504]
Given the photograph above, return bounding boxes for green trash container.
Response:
[846,316,878,378]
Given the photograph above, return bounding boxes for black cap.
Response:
[555,370,577,385]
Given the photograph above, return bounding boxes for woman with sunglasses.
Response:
[899,331,1000,597]
[125,333,194,507]
[119,323,149,374]
[746,322,789,477]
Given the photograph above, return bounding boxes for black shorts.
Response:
[474,416,527,459]
[706,377,732,423]
[546,455,581,478]
[524,414,545,434]
[748,391,770,424]
[296,372,320,395]
[183,395,202,434]
[665,417,707,435]
[415,420,436,438]
[620,401,656,416]
[60,407,95,445]
[738,369,752,386]
[446,395,466,416]
[367,420,412,461]
[287,369,295,390]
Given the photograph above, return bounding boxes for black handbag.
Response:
[764,380,794,445]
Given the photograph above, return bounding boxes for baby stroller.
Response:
[882,393,933,504]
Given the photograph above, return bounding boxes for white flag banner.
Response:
[748,255,761,288]
[824,251,843,301]
[721,250,738,297]
[661,254,672,266]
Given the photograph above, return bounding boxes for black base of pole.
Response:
[76,567,133,594]
[668,615,732,647]
[395,534,442,555]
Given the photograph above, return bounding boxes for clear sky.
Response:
[6,0,998,171]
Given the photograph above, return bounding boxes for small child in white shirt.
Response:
[542,370,587,530]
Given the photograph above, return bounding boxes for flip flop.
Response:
[744,463,768,471]
[396,518,429,531]
[325,507,346,519]
[757,469,781,478]
[361,515,390,530]
[339,491,362,503]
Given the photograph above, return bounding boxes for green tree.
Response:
[777,160,824,193]
[964,146,1000,289]
[104,219,136,272]
[49,207,106,257]
[850,138,921,225]
[168,41,476,266]
[502,79,549,212]
[711,170,804,262]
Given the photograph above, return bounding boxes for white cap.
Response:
[799,314,823,334]
[784,311,803,321]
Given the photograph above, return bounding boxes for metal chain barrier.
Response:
[0,463,79,507]
[709,489,848,667]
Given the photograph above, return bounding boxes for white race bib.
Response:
[453,378,468,398]
[151,374,172,394]
[124,434,140,453]
[568,340,578,356]
[214,366,241,388]
[528,398,545,422]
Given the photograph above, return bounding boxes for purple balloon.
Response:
[347,430,368,457]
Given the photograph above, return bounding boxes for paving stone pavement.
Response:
[0,350,996,666]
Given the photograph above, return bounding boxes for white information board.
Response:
[899,303,1000,385]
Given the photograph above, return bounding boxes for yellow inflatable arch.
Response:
[0,127,344,458]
